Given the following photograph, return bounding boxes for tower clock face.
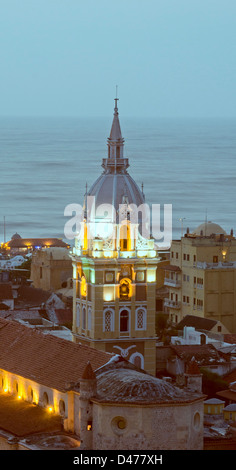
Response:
[81,275,87,297]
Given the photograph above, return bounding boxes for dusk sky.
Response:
[0,0,236,118]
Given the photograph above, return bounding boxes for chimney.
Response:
[184,357,202,394]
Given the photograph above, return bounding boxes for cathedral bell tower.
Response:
[71,98,158,375]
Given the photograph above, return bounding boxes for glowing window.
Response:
[81,276,87,297]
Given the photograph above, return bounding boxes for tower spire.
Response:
[102,94,129,173]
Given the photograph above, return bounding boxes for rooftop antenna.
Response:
[3,216,6,244]
[84,183,88,220]
[205,209,208,236]
[179,217,186,238]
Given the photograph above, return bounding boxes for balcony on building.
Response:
[164,265,181,288]
[164,299,181,309]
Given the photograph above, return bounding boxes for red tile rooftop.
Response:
[0,318,111,392]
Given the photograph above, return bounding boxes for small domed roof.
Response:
[95,357,201,404]
[11,232,22,240]
[193,221,226,237]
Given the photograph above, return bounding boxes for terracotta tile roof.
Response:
[224,334,236,344]
[216,389,236,402]
[0,394,62,437]
[0,318,111,392]
[176,315,217,331]
[169,344,228,364]
[161,264,181,272]
[222,369,236,385]
[54,308,72,325]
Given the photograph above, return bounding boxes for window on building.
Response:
[213,256,218,263]
[135,307,146,330]
[82,306,86,330]
[104,309,114,332]
[87,307,92,330]
[119,278,132,299]
[76,303,80,327]
[87,420,93,431]
[59,399,66,416]
[40,266,43,279]
[120,223,131,251]
[176,252,179,259]
[13,380,18,395]
[27,386,34,402]
[42,392,49,407]
[120,309,129,332]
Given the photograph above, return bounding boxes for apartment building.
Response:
[164,221,236,333]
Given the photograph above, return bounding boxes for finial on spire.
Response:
[114,85,119,113]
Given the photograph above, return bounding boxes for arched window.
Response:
[119,278,132,300]
[0,376,4,390]
[81,275,87,297]
[135,307,146,330]
[76,302,80,327]
[82,306,86,330]
[88,307,92,331]
[28,386,34,403]
[42,392,49,407]
[13,380,18,395]
[59,399,66,416]
[103,308,114,332]
[120,223,131,251]
[120,309,129,333]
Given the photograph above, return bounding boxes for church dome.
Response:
[87,172,145,214]
[193,221,227,237]
[95,357,200,404]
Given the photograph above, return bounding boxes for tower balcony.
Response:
[102,157,129,171]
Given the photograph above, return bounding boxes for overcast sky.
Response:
[0,0,236,118]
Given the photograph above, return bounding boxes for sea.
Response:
[0,116,236,245]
